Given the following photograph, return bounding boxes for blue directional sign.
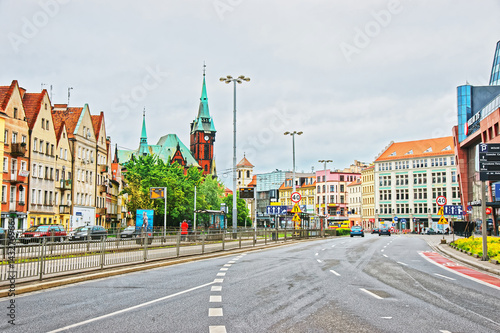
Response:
[266,206,288,215]
[393,216,398,222]
[443,205,463,216]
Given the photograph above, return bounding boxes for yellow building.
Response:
[279,174,316,228]
[51,116,73,230]
[24,89,57,227]
[361,164,375,230]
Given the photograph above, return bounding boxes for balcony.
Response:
[8,200,26,212]
[100,165,108,173]
[59,205,71,214]
[96,207,107,215]
[57,179,72,191]
[10,143,27,157]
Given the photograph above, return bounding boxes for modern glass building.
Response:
[489,40,500,86]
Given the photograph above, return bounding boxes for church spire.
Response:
[191,65,216,134]
[139,108,149,156]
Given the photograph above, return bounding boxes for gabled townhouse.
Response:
[52,104,97,229]
[111,144,128,227]
[23,89,57,227]
[91,112,109,227]
[0,81,29,230]
[51,114,73,230]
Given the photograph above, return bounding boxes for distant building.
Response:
[361,165,375,230]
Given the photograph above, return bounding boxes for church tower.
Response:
[190,68,216,176]
[138,109,149,157]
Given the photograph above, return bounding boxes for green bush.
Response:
[336,228,351,236]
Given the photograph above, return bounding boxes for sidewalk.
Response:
[422,234,500,277]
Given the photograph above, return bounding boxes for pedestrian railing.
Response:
[0,228,326,283]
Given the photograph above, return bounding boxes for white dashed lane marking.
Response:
[209,308,223,316]
[397,262,408,266]
[360,288,384,300]
[210,295,222,303]
[210,326,227,333]
[316,259,322,263]
[435,273,456,281]
[211,286,222,291]
[330,270,341,276]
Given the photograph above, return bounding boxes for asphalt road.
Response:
[1,234,499,332]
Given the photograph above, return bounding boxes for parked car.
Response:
[350,226,364,237]
[371,228,379,234]
[69,225,108,241]
[18,225,67,243]
[425,228,437,235]
[379,227,391,236]
[119,226,139,238]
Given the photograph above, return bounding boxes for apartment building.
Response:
[374,137,459,232]
[1,81,29,230]
[361,165,375,230]
[24,89,57,227]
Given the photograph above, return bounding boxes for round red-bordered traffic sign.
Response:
[486,207,492,215]
[291,192,301,203]
[436,196,447,206]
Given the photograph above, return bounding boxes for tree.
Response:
[195,175,225,226]
[121,155,204,227]
[222,193,251,227]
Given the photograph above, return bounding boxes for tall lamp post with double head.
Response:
[220,75,250,234]
[284,131,303,193]
[318,159,332,230]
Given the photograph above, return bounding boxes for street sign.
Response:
[438,206,444,215]
[438,216,448,224]
[266,206,288,215]
[393,216,398,222]
[443,205,463,215]
[486,207,492,215]
[479,143,500,181]
[291,204,302,213]
[436,196,447,206]
[292,213,301,222]
[150,187,165,199]
[291,192,301,203]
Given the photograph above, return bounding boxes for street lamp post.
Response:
[284,131,303,193]
[220,75,250,234]
[318,159,332,230]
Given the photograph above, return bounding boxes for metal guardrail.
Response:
[0,228,327,283]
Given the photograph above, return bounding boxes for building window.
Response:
[11,132,17,144]
[1,185,6,203]
[3,158,7,173]
[41,118,45,129]
[4,130,8,144]
[33,138,37,151]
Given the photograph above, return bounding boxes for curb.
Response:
[428,240,500,277]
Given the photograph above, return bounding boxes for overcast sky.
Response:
[1,0,499,185]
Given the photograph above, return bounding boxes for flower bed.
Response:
[452,236,500,262]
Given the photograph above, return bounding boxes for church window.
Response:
[246,170,250,178]
[238,171,241,178]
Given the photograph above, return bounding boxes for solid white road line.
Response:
[209,326,227,333]
[209,308,223,317]
[210,295,222,302]
[330,270,341,276]
[47,281,216,332]
[434,273,456,281]
[360,288,384,300]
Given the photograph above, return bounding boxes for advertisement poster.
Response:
[136,209,154,232]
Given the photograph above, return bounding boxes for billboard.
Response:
[136,209,154,232]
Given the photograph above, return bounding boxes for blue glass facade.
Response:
[490,41,500,85]
[457,85,472,142]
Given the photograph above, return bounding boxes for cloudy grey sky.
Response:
[1,0,499,185]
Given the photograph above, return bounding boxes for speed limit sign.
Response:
[436,196,447,206]
[291,192,301,203]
